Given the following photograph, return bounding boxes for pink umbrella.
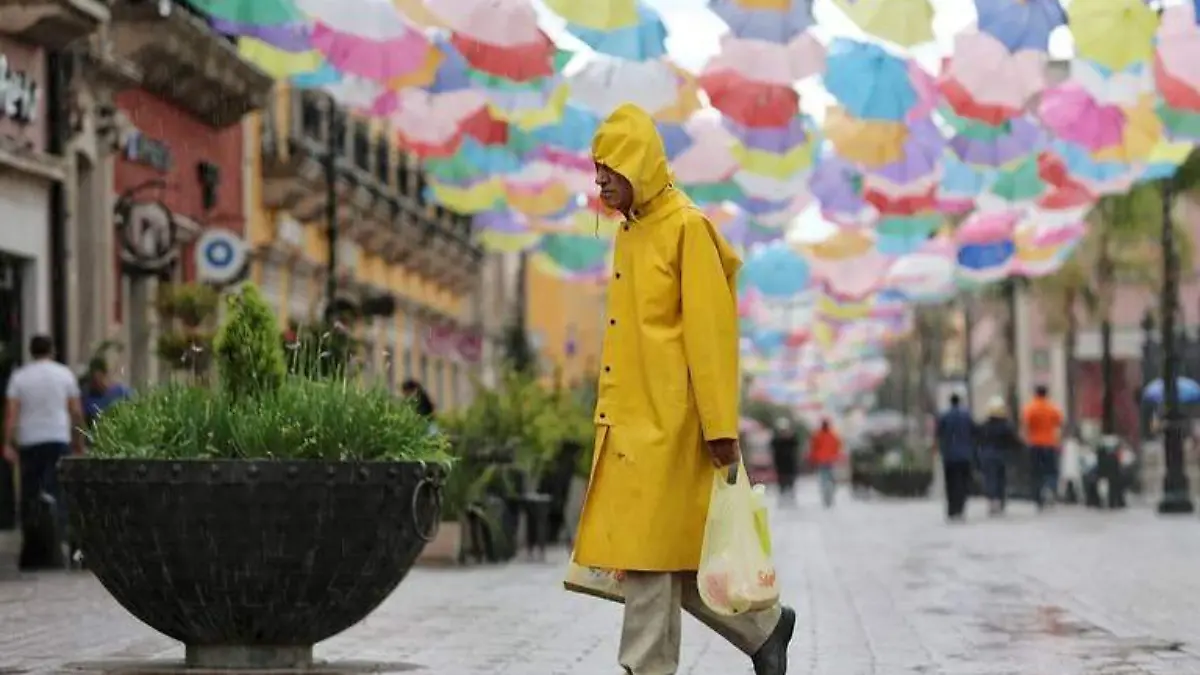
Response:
[942,31,1047,115]
[907,60,939,122]
[1037,83,1126,152]
[955,209,1021,245]
[703,32,826,87]
[391,89,488,154]
[673,116,739,184]
[427,0,543,48]
[298,0,433,81]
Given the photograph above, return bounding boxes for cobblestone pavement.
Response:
[5,483,1200,674]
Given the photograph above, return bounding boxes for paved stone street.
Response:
[5,482,1200,674]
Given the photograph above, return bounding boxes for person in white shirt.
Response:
[3,335,83,538]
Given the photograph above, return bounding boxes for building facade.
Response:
[526,262,606,388]
[249,85,485,410]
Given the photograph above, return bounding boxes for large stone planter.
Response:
[59,458,444,669]
[872,469,934,498]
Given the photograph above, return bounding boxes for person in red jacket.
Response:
[809,418,843,508]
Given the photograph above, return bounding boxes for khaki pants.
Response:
[619,571,781,675]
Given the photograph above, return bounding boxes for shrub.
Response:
[87,282,446,463]
[214,284,286,399]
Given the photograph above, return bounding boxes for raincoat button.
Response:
[609,319,616,326]
[614,272,621,279]
[623,225,630,232]
[605,366,611,373]
[599,412,606,419]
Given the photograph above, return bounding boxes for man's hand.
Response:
[2,444,16,465]
[707,438,741,468]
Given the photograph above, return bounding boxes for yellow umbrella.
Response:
[393,0,446,28]
[507,181,575,217]
[541,0,639,30]
[478,230,541,253]
[816,294,871,322]
[389,47,443,91]
[1069,0,1158,72]
[802,229,874,260]
[238,39,322,79]
[730,141,817,179]
[428,178,504,213]
[497,85,570,131]
[831,0,935,48]
[823,106,908,167]
[737,0,794,9]
[1092,94,1162,164]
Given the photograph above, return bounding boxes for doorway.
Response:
[0,252,24,530]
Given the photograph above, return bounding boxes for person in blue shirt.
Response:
[81,359,131,429]
[935,393,977,521]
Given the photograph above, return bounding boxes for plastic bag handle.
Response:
[726,463,739,485]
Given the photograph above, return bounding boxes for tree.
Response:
[1033,181,1194,434]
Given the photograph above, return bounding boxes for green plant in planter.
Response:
[88,283,447,463]
[155,283,221,374]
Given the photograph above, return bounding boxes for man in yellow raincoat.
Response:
[572,103,795,674]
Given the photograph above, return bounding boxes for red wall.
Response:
[112,89,245,321]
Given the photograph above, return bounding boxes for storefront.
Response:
[111,88,250,384]
[0,34,54,367]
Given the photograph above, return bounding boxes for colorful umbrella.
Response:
[542,0,639,31]
[426,0,543,47]
[830,0,935,48]
[1067,0,1158,72]
[301,0,434,81]
[568,58,682,116]
[1155,5,1200,112]
[823,106,908,167]
[723,115,812,154]
[939,31,1047,125]
[861,117,943,185]
[973,0,1065,52]
[823,39,917,122]
[708,0,816,45]
[741,242,811,297]
[703,32,826,88]
[566,2,667,61]
[948,115,1043,168]
[699,71,800,128]
[451,31,558,82]
[1038,83,1126,153]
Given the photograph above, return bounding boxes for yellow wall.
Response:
[526,263,606,387]
[246,99,469,408]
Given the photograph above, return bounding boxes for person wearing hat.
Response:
[976,396,1021,516]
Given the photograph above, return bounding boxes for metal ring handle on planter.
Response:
[412,466,444,543]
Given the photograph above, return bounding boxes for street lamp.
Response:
[1156,176,1194,514]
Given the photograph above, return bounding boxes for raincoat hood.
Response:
[592,103,674,214]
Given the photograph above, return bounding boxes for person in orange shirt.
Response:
[809,418,843,508]
[1022,385,1065,509]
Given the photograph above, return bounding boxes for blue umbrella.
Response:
[530,105,599,153]
[823,39,916,122]
[567,2,667,61]
[1142,377,1200,405]
[656,121,694,160]
[974,0,1066,53]
[741,242,810,298]
[708,0,815,45]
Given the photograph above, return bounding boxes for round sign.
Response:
[195,229,248,285]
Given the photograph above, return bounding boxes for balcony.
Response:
[108,0,272,127]
[0,0,110,47]
[261,86,479,290]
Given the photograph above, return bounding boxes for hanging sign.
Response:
[195,229,248,285]
[116,196,179,275]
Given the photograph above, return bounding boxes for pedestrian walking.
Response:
[769,417,801,507]
[935,394,976,521]
[977,396,1020,516]
[808,418,843,508]
[1022,385,1064,509]
[2,335,83,568]
[572,104,794,675]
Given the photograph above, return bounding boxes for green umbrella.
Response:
[192,0,303,27]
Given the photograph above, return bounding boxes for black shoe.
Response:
[752,606,795,675]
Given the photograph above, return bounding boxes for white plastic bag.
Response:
[697,463,779,616]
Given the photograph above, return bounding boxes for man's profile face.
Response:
[595,163,633,214]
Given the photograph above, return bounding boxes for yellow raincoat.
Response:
[573,104,743,572]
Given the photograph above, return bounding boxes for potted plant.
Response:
[61,284,449,670]
[154,283,219,375]
[872,445,935,498]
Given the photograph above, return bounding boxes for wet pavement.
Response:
[4,483,1200,674]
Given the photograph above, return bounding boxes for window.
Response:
[353,122,371,171]
[433,359,444,409]
[402,314,415,382]
[375,141,391,185]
